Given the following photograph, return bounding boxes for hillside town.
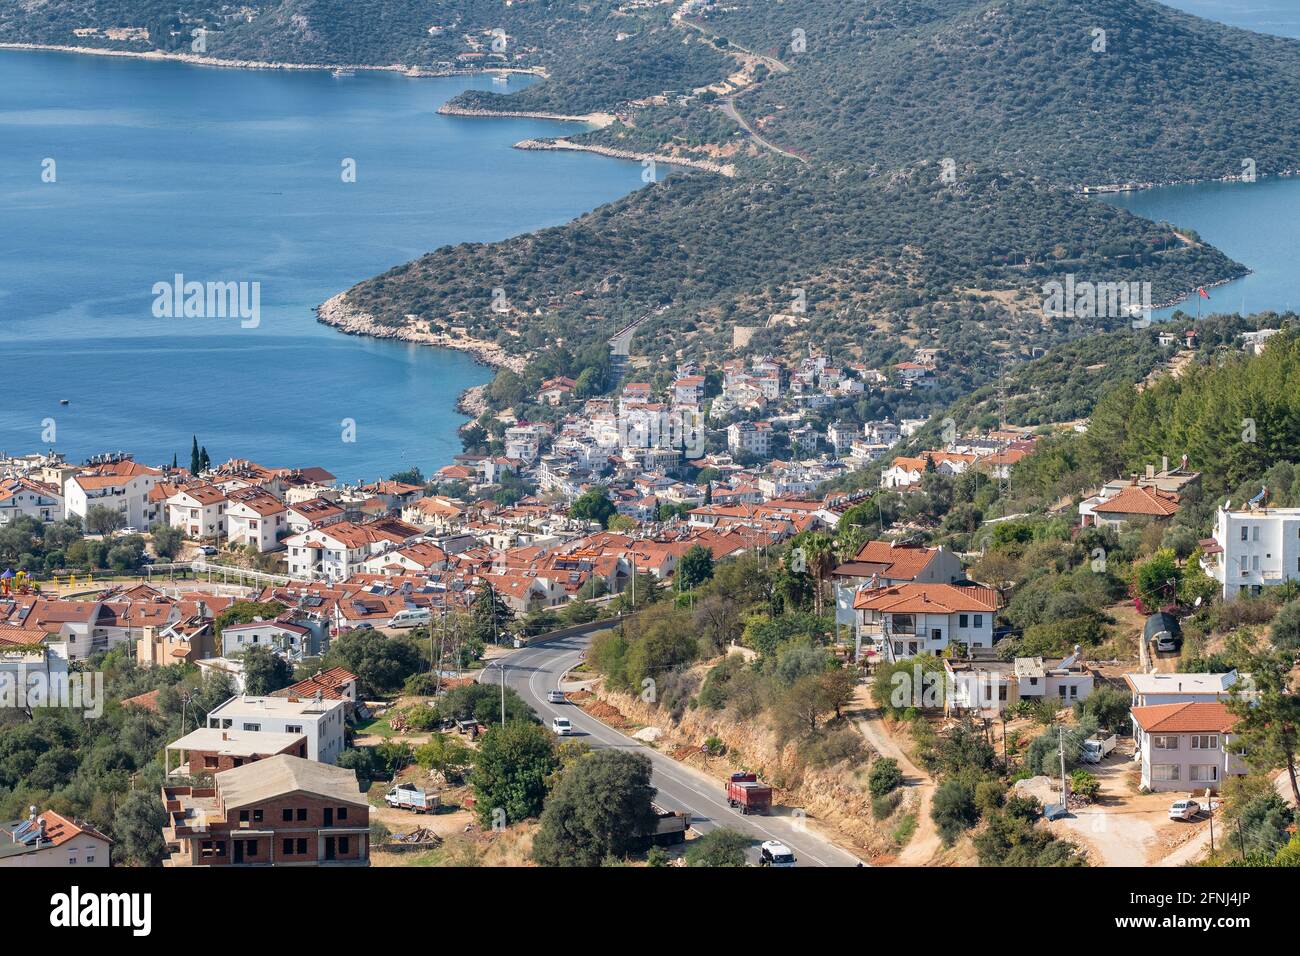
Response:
[3,323,1300,872]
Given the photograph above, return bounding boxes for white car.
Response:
[551,717,573,736]
[546,690,566,704]
[1169,799,1200,821]
[759,840,797,867]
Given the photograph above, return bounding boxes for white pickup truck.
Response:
[1080,732,1117,763]
[385,783,439,813]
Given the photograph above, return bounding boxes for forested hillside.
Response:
[346,163,1242,375]
[690,0,1300,184]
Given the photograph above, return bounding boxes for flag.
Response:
[1198,287,1211,300]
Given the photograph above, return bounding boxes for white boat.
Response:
[332,68,355,78]
[492,72,509,85]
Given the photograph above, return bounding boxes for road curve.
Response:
[479,629,864,867]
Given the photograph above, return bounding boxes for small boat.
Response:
[332,68,355,78]
[59,399,69,405]
[492,72,509,85]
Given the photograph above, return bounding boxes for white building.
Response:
[225,488,288,553]
[166,484,228,539]
[852,582,1000,661]
[1201,501,1300,598]
[64,460,161,529]
[1130,701,1245,793]
[726,420,772,457]
[0,478,65,525]
[1123,670,1249,708]
[945,650,1094,715]
[206,694,348,764]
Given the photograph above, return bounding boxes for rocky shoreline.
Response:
[436,102,616,126]
[0,42,544,79]
[514,138,736,177]
[315,292,522,424]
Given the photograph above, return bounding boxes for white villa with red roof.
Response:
[1130,701,1245,793]
[832,540,964,627]
[852,581,1001,660]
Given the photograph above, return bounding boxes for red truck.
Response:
[725,772,773,815]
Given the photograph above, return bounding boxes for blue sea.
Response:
[0,51,644,481]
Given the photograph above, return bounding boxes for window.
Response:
[1190,765,1219,783]
[959,614,969,628]
[998,685,1007,701]
[1241,526,1249,541]
[296,808,307,821]
[286,724,303,734]
[337,807,348,821]
[86,855,94,864]
[239,810,249,823]
[1152,764,1181,782]
[245,840,258,856]
[974,614,983,628]
[242,723,260,732]
[282,838,294,855]
[1190,735,1220,750]
[204,756,219,769]
[253,809,262,823]
[296,839,307,855]
[1152,735,1180,749]
[339,837,349,855]
[282,809,293,822]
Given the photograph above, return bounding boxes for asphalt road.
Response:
[479,630,863,867]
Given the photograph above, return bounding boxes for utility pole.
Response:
[1206,788,1215,858]
[499,661,507,729]
[1058,725,1069,808]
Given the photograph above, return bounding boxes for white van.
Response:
[551,717,573,736]
[389,607,432,628]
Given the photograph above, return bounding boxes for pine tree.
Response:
[199,446,211,471]
[190,436,200,475]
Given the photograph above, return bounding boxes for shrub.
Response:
[868,757,904,797]
[872,791,902,820]
[931,779,979,846]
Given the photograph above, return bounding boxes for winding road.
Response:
[479,627,863,867]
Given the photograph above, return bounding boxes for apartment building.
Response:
[63,459,161,528]
[225,487,288,552]
[166,483,227,538]
[206,694,347,764]
[1200,501,1300,598]
[161,755,368,866]
[0,477,65,525]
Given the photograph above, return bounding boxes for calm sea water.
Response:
[0,51,644,481]
[1102,1,1300,321]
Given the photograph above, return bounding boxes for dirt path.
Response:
[849,687,941,865]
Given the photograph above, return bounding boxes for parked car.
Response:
[1169,799,1201,821]
[546,690,566,704]
[759,841,797,867]
[551,717,573,736]
[198,545,218,556]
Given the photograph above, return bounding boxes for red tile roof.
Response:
[1094,484,1181,517]
[1130,701,1236,734]
[852,582,1000,614]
